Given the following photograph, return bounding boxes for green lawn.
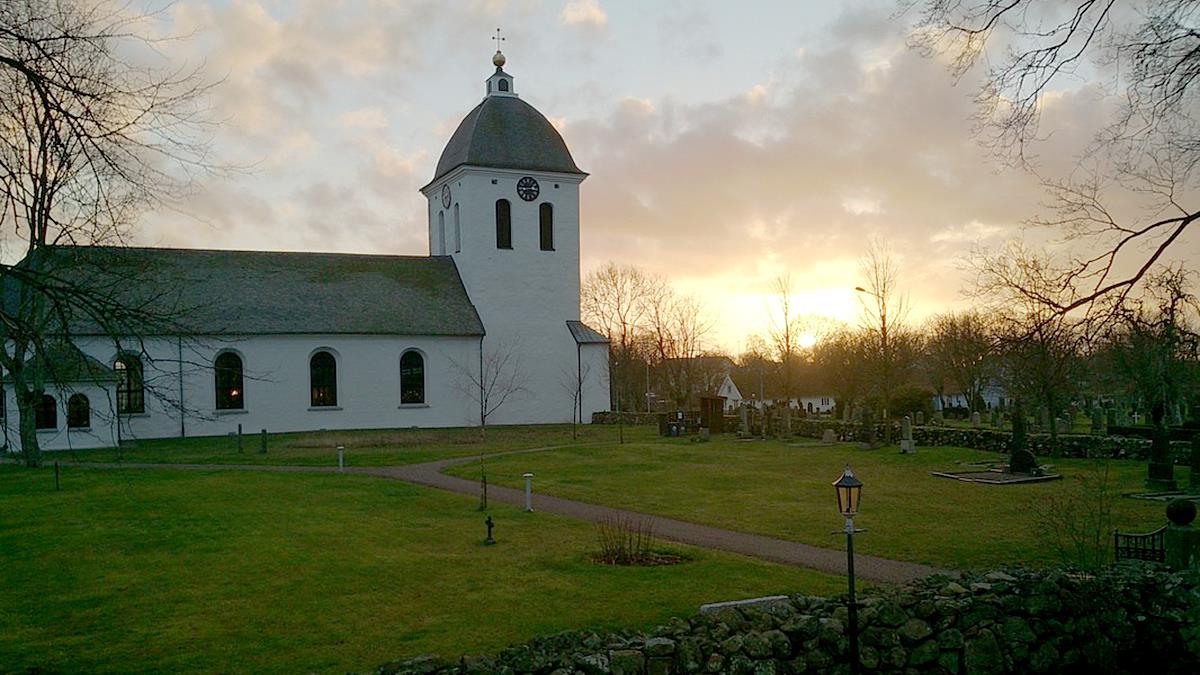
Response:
[446,436,1175,570]
[42,423,652,467]
[0,464,841,674]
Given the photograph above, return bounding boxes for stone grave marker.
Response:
[821,428,836,444]
[900,415,915,454]
[971,411,982,427]
[915,411,924,426]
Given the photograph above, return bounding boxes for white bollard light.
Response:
[523,472,534,512]
[337,445,345,472]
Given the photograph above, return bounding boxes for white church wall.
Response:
[579,343,610,423]
[3,380,118,453]
[69,333,484,443]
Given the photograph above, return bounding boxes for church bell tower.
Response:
[419,44,596,424]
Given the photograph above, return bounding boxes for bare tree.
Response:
[769,275,802,407]
[908,0,1200,321]
[582,262,657,413]
[924,310,999,413]
[855,241,915,434]
[1098,266,1198,481]
[559,358,594,440]
[982,249,1086,452]
[1,0,218,465]
[449,339,528,509]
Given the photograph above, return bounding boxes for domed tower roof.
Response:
[429,55,585,185]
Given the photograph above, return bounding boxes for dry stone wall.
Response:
[376,565,1200,675]
[793,419,1194,462]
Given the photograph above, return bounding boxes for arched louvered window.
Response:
[498,78,509,92]
[310,351,337,407]
[215,352,244,410]
[35,394,57,430]
[539,203,554,251]
[400,351,425,405]
[438,211,446,255]
[495,199,512,249]
[454,203,461,253]
[68,394,90,428]
[114,355,144,414]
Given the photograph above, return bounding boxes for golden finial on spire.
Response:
[492,28,506,67]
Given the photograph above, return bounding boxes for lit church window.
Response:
[114,355,145,414]
[400,351,425,404]
[310,351,337,407]
[215,352,244,410]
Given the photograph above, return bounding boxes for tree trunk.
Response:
[17,389,41,467]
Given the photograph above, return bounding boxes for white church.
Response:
[3,50,611,453]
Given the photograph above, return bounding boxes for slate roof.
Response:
[566,320,609,345]
[431,95,585,184]
[3,343,119,384]
[18,246,485,337]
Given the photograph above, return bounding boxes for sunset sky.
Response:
[128,0,1200,352]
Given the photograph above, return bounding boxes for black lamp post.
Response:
[833,464,863,674]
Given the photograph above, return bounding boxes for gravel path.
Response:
[74,450,952,585]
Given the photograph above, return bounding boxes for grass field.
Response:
[445,436,1175,570]
[0,463,842,674]
[40,423,643,467]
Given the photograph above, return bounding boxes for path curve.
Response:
[74,449,951,584]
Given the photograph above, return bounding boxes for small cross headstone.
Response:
[484,516,496,545]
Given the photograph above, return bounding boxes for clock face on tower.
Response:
[516,176,540,201]
[441,184,452,208]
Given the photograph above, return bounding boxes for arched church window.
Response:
[215,352,244,410]
[68,394,90,428]
[495,199,512,249]
[540,203,554,251]
[114,355,144,414]
[310,351,337,407]
[438,211,446,255]
[400,351,425,405]
[498,78,509,92]
[454,203,461,253]
[35,394,57,430]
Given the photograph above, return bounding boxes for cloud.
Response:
[560,0,608,29]
[337,107,389,130]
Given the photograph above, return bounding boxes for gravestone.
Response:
[915,411,924,426]
[971,411,981,427]
[821,428,837,444]
[989,409,998,427]
[1171,403,1185,427]
[1091,408,1104,435]
[1147,402,1177,491]
[1055,417,1070,435]
[900,415,914,454]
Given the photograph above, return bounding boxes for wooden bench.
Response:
[1114,525,1167,563]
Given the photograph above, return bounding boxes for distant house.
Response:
[728,366,835,414]
[931,383,1011,411]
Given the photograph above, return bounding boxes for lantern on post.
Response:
[832,464,863,674]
